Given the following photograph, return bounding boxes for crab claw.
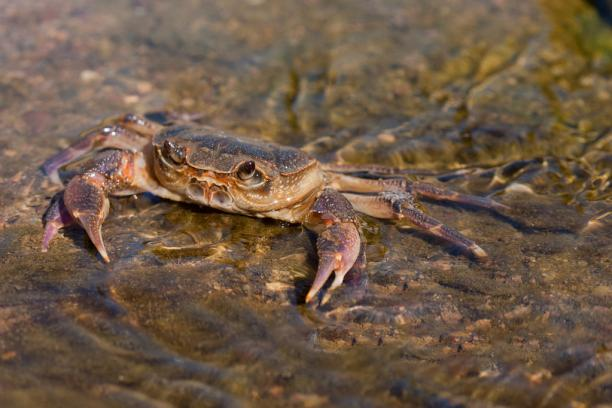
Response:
[42,192,75,251]
[305,222,361,303]
[63,173,111,263]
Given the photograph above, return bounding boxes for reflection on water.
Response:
[0,0,610,406]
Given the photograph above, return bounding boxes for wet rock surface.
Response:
[0,0,611,406]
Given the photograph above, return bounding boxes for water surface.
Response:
[0,0,611,406]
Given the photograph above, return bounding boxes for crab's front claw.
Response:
[41,150,139,263]
[305,222,361,303]
[63,173,111,262]
[304,188,365,304]
[41,173,111,262]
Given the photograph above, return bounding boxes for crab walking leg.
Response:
[109,113,165,135]
[304,189,363,303]
[321,163,434,176]
[323,163,484,180]
[328,173,507,212]
[344,192,488,258]
[411,182,510,211]
[42,114,160,184]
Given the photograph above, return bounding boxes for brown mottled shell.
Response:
[154,125,315,175]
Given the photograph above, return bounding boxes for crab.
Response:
[41,113,509,304]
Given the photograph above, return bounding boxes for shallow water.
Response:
[0,0,611,406]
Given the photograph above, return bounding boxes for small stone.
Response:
[265,281,292,292]
[268,386,283,398]
[527,369,551,384]
[123,95,140,104]
[136,81,153,94]
[1,351,17,361]
[290,393,329,408]
[504,305,531,320]
[80,70,101,83]
[440,306,463,324]
[597,90,610,101]
[473,319,492,330]
[377,132,396,144]
[578,119,592,134]
[592,285,612,298]
[181,98,195,108]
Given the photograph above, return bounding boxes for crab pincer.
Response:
[43,149,140,263]
[304,189,365,304]
[63,173,112,262]
[41,174,112,262]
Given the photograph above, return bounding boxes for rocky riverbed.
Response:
[0,0,610,406]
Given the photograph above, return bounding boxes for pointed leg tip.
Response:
[305,290,317,304]
[41,224,60,253]
[320,292,332,306]
[41,162,63,185]
[471,245,488,259]
[87,230,110,263]
[493,202,511,212]
[95,243,111,263]
[48,172,62,185]
[41,238,50,252]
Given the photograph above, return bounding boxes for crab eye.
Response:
[237,160,257,180]
[162,140,186,165]
[236,161,265,186]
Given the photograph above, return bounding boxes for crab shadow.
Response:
[420,198,576,235]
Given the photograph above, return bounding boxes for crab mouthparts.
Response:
[185,179,232,208]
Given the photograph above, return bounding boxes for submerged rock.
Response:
[0,0,610,406]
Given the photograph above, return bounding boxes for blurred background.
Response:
[0,0,610,406]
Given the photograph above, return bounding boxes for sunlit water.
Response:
[0,0,610,406]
